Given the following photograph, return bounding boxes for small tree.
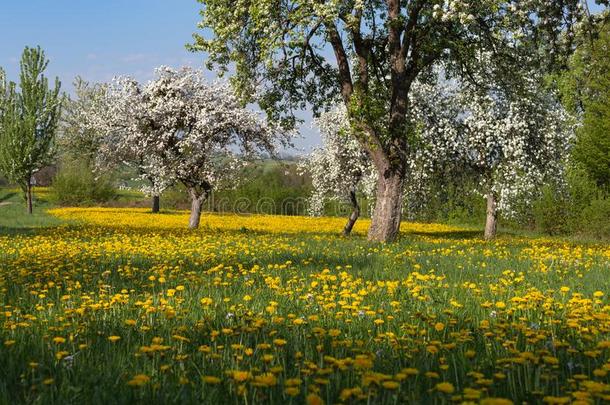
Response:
[301,76,460,233]
[99,66,288,228]
[0,46,62,213]
[61,78,167,212]
[59,78,108,165]
[300,104,377,235]
[450,76,575,239]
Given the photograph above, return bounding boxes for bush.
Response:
[154,161,312,215]
[576,197,610,239]
[532,184,570,235]
[52,160,116,205]
[531,166,609,238]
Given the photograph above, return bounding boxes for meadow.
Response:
[1,206,609,404]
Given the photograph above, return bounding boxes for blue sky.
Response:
[0,0,319,153]
[0,1,203,84]
[0,1,606,154]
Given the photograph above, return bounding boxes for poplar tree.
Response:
[0,46,62,214]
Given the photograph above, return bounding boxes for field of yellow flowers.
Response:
[1,207,609,404]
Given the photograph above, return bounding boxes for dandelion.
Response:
[127,374,151,387]
[382,381,400,389]
[435,382,455,394]
[480,399,514,405]
[306,393,325,405]
[231,371,250,382]
[251,373,277,387]
[200,297,213,306]
[202,376,221,384]
[285,387,300,396]
[273,339,287,347]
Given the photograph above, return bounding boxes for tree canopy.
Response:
[190,0,594,241]
[559,14,610,188]
[0,46,62,213]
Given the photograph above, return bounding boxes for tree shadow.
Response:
[0,192,17,203]
[404,229,483,240]
[0,226,40,237]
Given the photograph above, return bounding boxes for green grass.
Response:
[0,207,609,404]
[0,187,63,232]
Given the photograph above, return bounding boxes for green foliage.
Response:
[559,18,610,188]
[531,166,609,239]
[214,162,310,215]
[0,47,62,194]
[51,160,116,206]
[150,161,311,216]
[579,197,610,239]
[532,184,570,236]
[404,167,486,226]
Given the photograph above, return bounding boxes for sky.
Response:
[0,1,606,154]
[0,0,319,154]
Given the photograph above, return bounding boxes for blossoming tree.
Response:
[97,66,288,228]
[190,0,589,242]
[299,104,377,235]
[303,67,573,239]
[451,79,575,239]
[301,72,465,230]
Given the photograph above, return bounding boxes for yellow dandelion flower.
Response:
[306,393,325,405]
[202,376,221,384]
[127,374,151,387]
[435,382,454,394]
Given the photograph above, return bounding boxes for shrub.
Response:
[532,184,570,235]
[52,160,116,206]
[577,197,610,239]
[531,166,609,238]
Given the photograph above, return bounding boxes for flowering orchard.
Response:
[69,66,288,225]
[1,208,609,404]
[191,0,593,242]
[302,66,574,240]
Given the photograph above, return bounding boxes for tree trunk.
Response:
[484,192,498,240]
[189,196,204,229]
[152,195,160,213]
[368,168,404,242]
[343,189,360,236]
[26,180,33,215]
[188,187,209,229]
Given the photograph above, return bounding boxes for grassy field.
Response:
[0,187,63,231]
[0,206,609,404]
